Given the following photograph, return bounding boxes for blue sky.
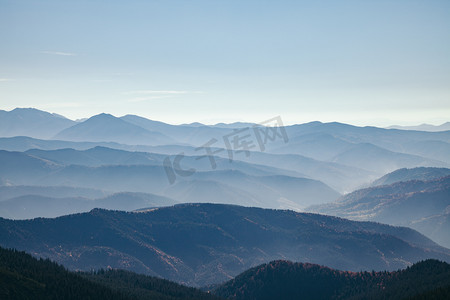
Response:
[1,0,449,125]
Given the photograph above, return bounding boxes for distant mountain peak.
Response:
[11,107,42,112]
[0,107,76,139]
[387,122,450,132]
[182,122,205,127]
[53,112,174,145]
[10,107,54,116]
[9,108,70,120]
[88,113,117,120]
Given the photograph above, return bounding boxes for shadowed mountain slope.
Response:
[0,204,449,286]
[371,167,450,186]
[213,259,450,300]
[0,246,221,300]
[307,175,450,248]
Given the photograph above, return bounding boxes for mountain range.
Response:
[371,167,450,186]
[0,246,220,300]
[388,122,450,132]
[0,191,177,220]
[0,203,448,287]
[307,168,450,248]
[1,108,449,193]
[1,107,450,296]
[3,245,450,300]
[0,137,376,193]
[0,108,76,139]
[54,113,176,146]
[0,148,340,213]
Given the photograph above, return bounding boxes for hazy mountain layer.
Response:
[388,122,450,132]
[371,167,450,186]
[0,138,374,193]
[2,108,449,181]
[0,149,339,210]
[307,174,450,248]
[0,192,177,219]
[0,185,110,201]
[54,113,175,146]
[0,108,76,139]
[24,147,306,178]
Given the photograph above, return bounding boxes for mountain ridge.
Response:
[307,174,450,248]
[213,259,450,300]
[0,108,76,139]
[0,203,448,286]
[54,113,175,146]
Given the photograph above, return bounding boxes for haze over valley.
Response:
[1,108,450,298]
[1,1,450,298]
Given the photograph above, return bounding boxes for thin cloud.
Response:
[127,96,174,103]
[0,78,12,82]
[39,102,82,108]
[112,72,134,76]
[124,90,192,95]
[124,90,205,102]
[91,79,113,82]
[41,51,77,56]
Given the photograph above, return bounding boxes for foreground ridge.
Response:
[0,246,221,300]
[213,259,450,300]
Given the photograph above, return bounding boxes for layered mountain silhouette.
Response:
[0,185,109,201]
[121,114,230,146]
[0,149,340,213]
[3,245,449,300]
[0,192,177,219]
[1,108,449,195]
[308,170,450,248]
[23,147,303,178]
[0,136,132,152]
[0,137,374,193]
[371,167,450,186]
[1,107,450,293]
[54,113,175,145]
[388,122,450,132]
[0,204,449,286]
[328,142,444,174]
[0,246,220,300]
[0,108,76,139]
